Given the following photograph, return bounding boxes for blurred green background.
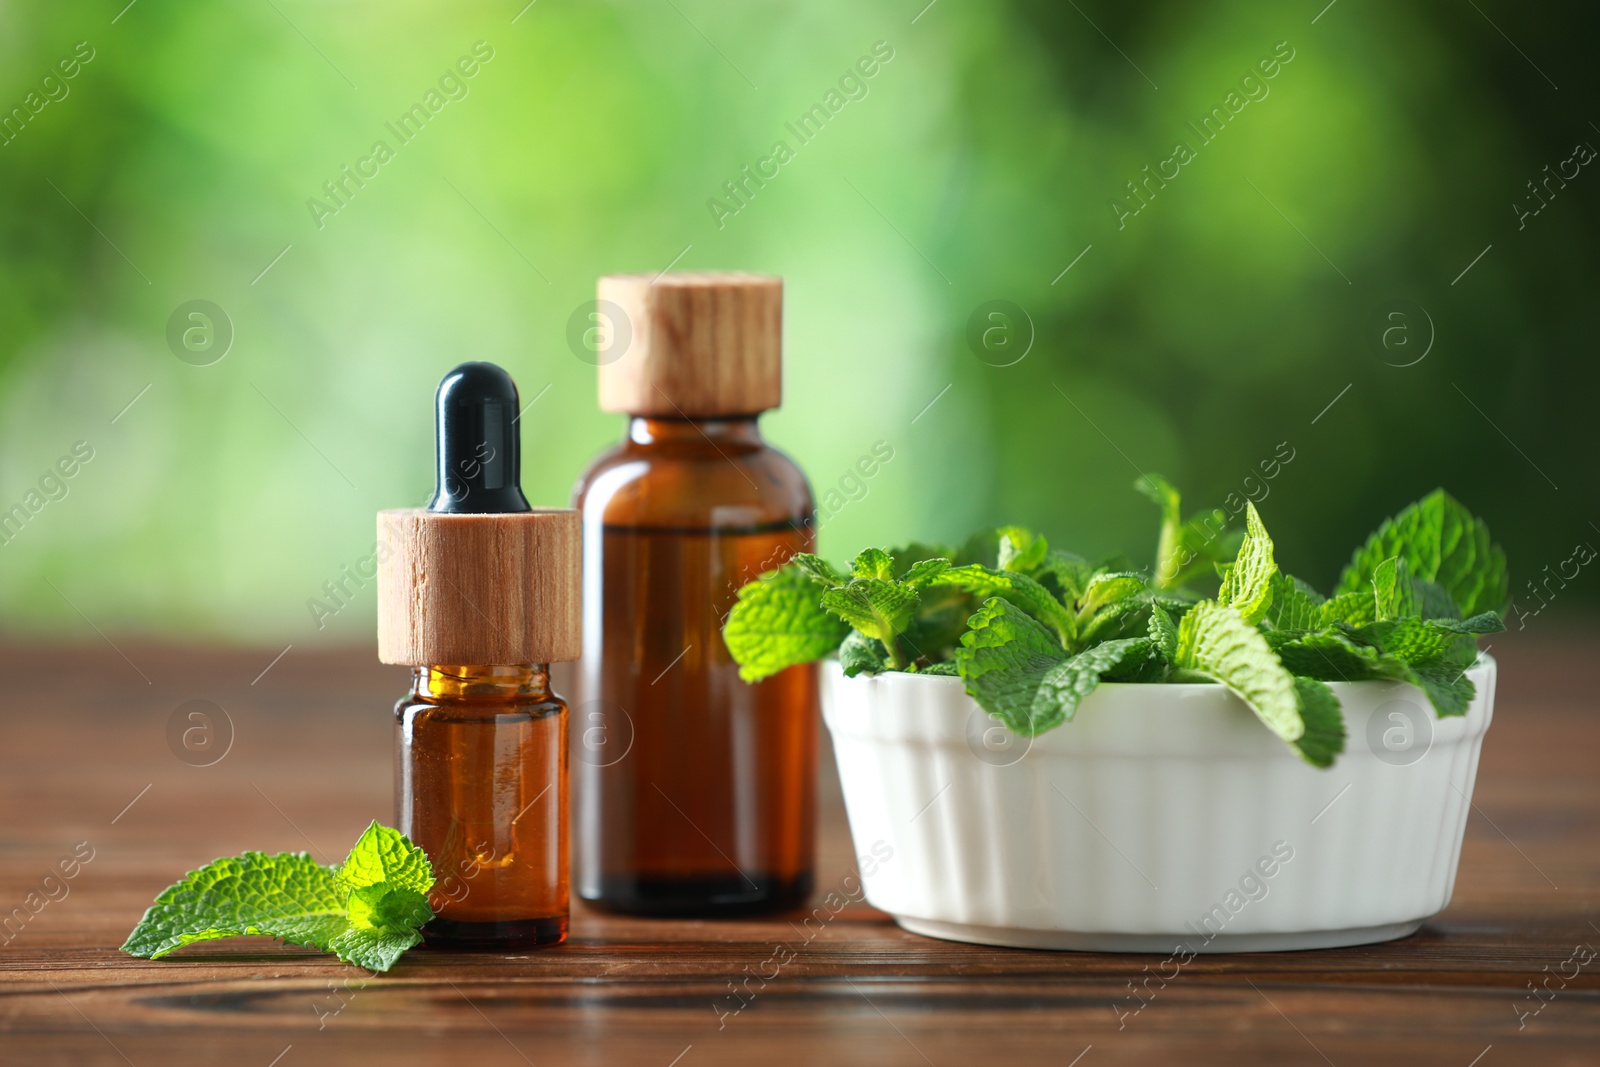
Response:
[1,0,1593,645]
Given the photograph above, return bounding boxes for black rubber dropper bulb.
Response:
[426,361,532,514]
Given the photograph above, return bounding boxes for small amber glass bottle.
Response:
[394,664,568,947]
[379,362,582,949]
[572,273,816,915]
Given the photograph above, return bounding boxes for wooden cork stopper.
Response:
[597,271,782,417]
[377,508,581,665]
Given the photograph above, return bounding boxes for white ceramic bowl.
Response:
[822,656,1495,953]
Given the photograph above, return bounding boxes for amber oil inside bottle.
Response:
[574,415,817,915]
[395,663,569,948]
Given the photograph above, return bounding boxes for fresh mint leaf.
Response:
[724,548,968,676]
[1409,657,1479,718]
[1175,600,1302,746]
[929,564,1075,647]
[918,661,959,676]
[850,547,895,581]
[1100,639,1167,682]
[820,579,919,664]
[1076,572,1147,618]
[723,565,851,682]
[803,550,932,669]
[789,553,846,588]
[328,924,423,975]
[336,822,433,898]
[1344,617,1456,665]
[1034,550,1096,602]
[1371,556,1417,621]
[902,558,953,588]
[996,526,1049,573]
[122,823,437,974]
[344,881,432,931]
[956,598,1148,734]
[1286,621,1482,719]
[1318,589,1377,627]
[1337,490,1509,618]
[1269,630,1401,682]
[899,584,976,664]
[1410,578,1462,621]
[333,884,432,972]
[839,629,889,677]
[1434,611,1505,635]
[327,823,435,970]
[953,597,1067,733]
[1217,501,1277,624]
[1291,677,1346,768]
[1078,594,1158,645]
[1344,609,1491,719]
[1148,604,1179,660]
[1025,638,1152,732]
[1262,573,1325,631]
[121,851,347,961]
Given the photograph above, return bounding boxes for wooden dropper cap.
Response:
[597,271,782,417]
[378,362,581,666]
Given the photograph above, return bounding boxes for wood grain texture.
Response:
[0,632,1596,1065]
[377,507,581,665]
[598,272,783,417]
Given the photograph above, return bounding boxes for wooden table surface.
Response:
[1,632,1596,1066]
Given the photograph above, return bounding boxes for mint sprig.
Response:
[722,563,851,682]
[719,480,1505,768]
[121,821,435,973]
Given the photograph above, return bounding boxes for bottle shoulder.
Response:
[395,694,567,723]
[572,436,813,530]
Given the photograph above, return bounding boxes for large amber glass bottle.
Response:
[572,272,816,915]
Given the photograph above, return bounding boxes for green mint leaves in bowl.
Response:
[121,821,435,973]
[723,482,1507,769]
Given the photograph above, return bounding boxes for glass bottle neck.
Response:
[627,415,764,447]
[413,664,550,700]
